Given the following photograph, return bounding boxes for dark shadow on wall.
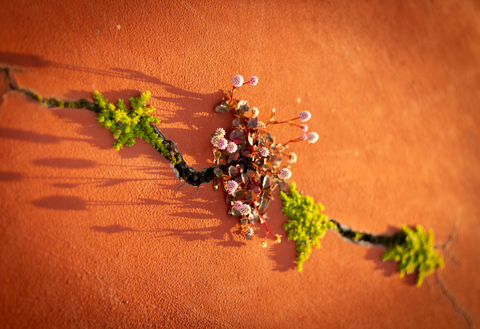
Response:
[1,52,271,255]
[31,195,89,211]
[0,52,165,86]
[30,195,179,211]
[0,127,88,144]
[32,157,97,169]
[0,158,172,190]
[91,224,136,234]
[0,51,227,161]
[90,223,246,249]
[364,240,417,287]
[88,185,246,248]
[0,171,25,182]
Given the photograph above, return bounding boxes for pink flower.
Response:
[234,201,243,211]
[307,132,319,143]
[299,111,311,122]
[232,75,244,87]
[226,180,238,194]
[216,137,228,150]
[278,168,292,179]
[240,204,251,216]
[300,133,307,141]
[227,142,238,154]
[215,127,225,137]
[245,227,254,236]
[259,147,269,157]
[249,76,259,86]
[211,136,219,146]
[301,124,308,132]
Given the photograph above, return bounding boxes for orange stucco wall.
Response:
[1,0,479,327]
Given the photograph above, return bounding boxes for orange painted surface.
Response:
[1,0,480,327]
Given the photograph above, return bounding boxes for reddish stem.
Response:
[268,117,300,126]
[229,81,251,103]
[282,137,303,147]
[240,223,246,239]
[263,220,275,238]
[229,87,237,103]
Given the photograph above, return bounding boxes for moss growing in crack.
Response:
[353,232,363,241]
[25,90,89,110]
[382,225,444,287]
[94,90,179,165]
[280,182,335,272]
[30,91,43,103]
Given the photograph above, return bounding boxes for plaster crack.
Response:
[0,66,248,187]
[435,272,473,329]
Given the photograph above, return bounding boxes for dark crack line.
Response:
[0,66,415,247]
[2,67,16,91]
[436,221,458,249]
[435,272,473,329]
[435,222,459,265]
[1,66,249,187]
[1,67,458,296]
[329,219,406,247]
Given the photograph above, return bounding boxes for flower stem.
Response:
[268,117,300,126]
[263,220,275,238]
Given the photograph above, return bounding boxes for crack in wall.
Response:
[433,223,472,328]
[0,67,240,187]
[0,67,454,248]
[2,68,471,324]
[435,272,473,329]
[435,220,460,265]
[330,219,407,247]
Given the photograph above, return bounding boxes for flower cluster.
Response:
[213,75,320,247]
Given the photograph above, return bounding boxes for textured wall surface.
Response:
[1,0,479,328]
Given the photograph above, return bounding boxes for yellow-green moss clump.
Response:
[280,182,335,272]
[94,90,178,164]
[382,225,444,287]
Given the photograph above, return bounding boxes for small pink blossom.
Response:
[249,76,259,86]
[278,168,292,180]
[215,127,225,137]
[300,133,308,141]
[245,227,254,236]
[299,111,312,122]
[232,75,244,87]
[301,124,308,132]
[240,204,251,216]
[216,137,228,150]
[307,132,319,143]
[259,147,269,157]
[211,136,219,146]
[225,180,238,194]
[227,142,238,154]
[234,201,243,211]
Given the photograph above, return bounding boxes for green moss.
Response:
[94,90,178,164]
[353,232,363,241]
[29,91,43,103]
[280,182,335,272]
[382,225,444,287]
[25,91,69,108]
